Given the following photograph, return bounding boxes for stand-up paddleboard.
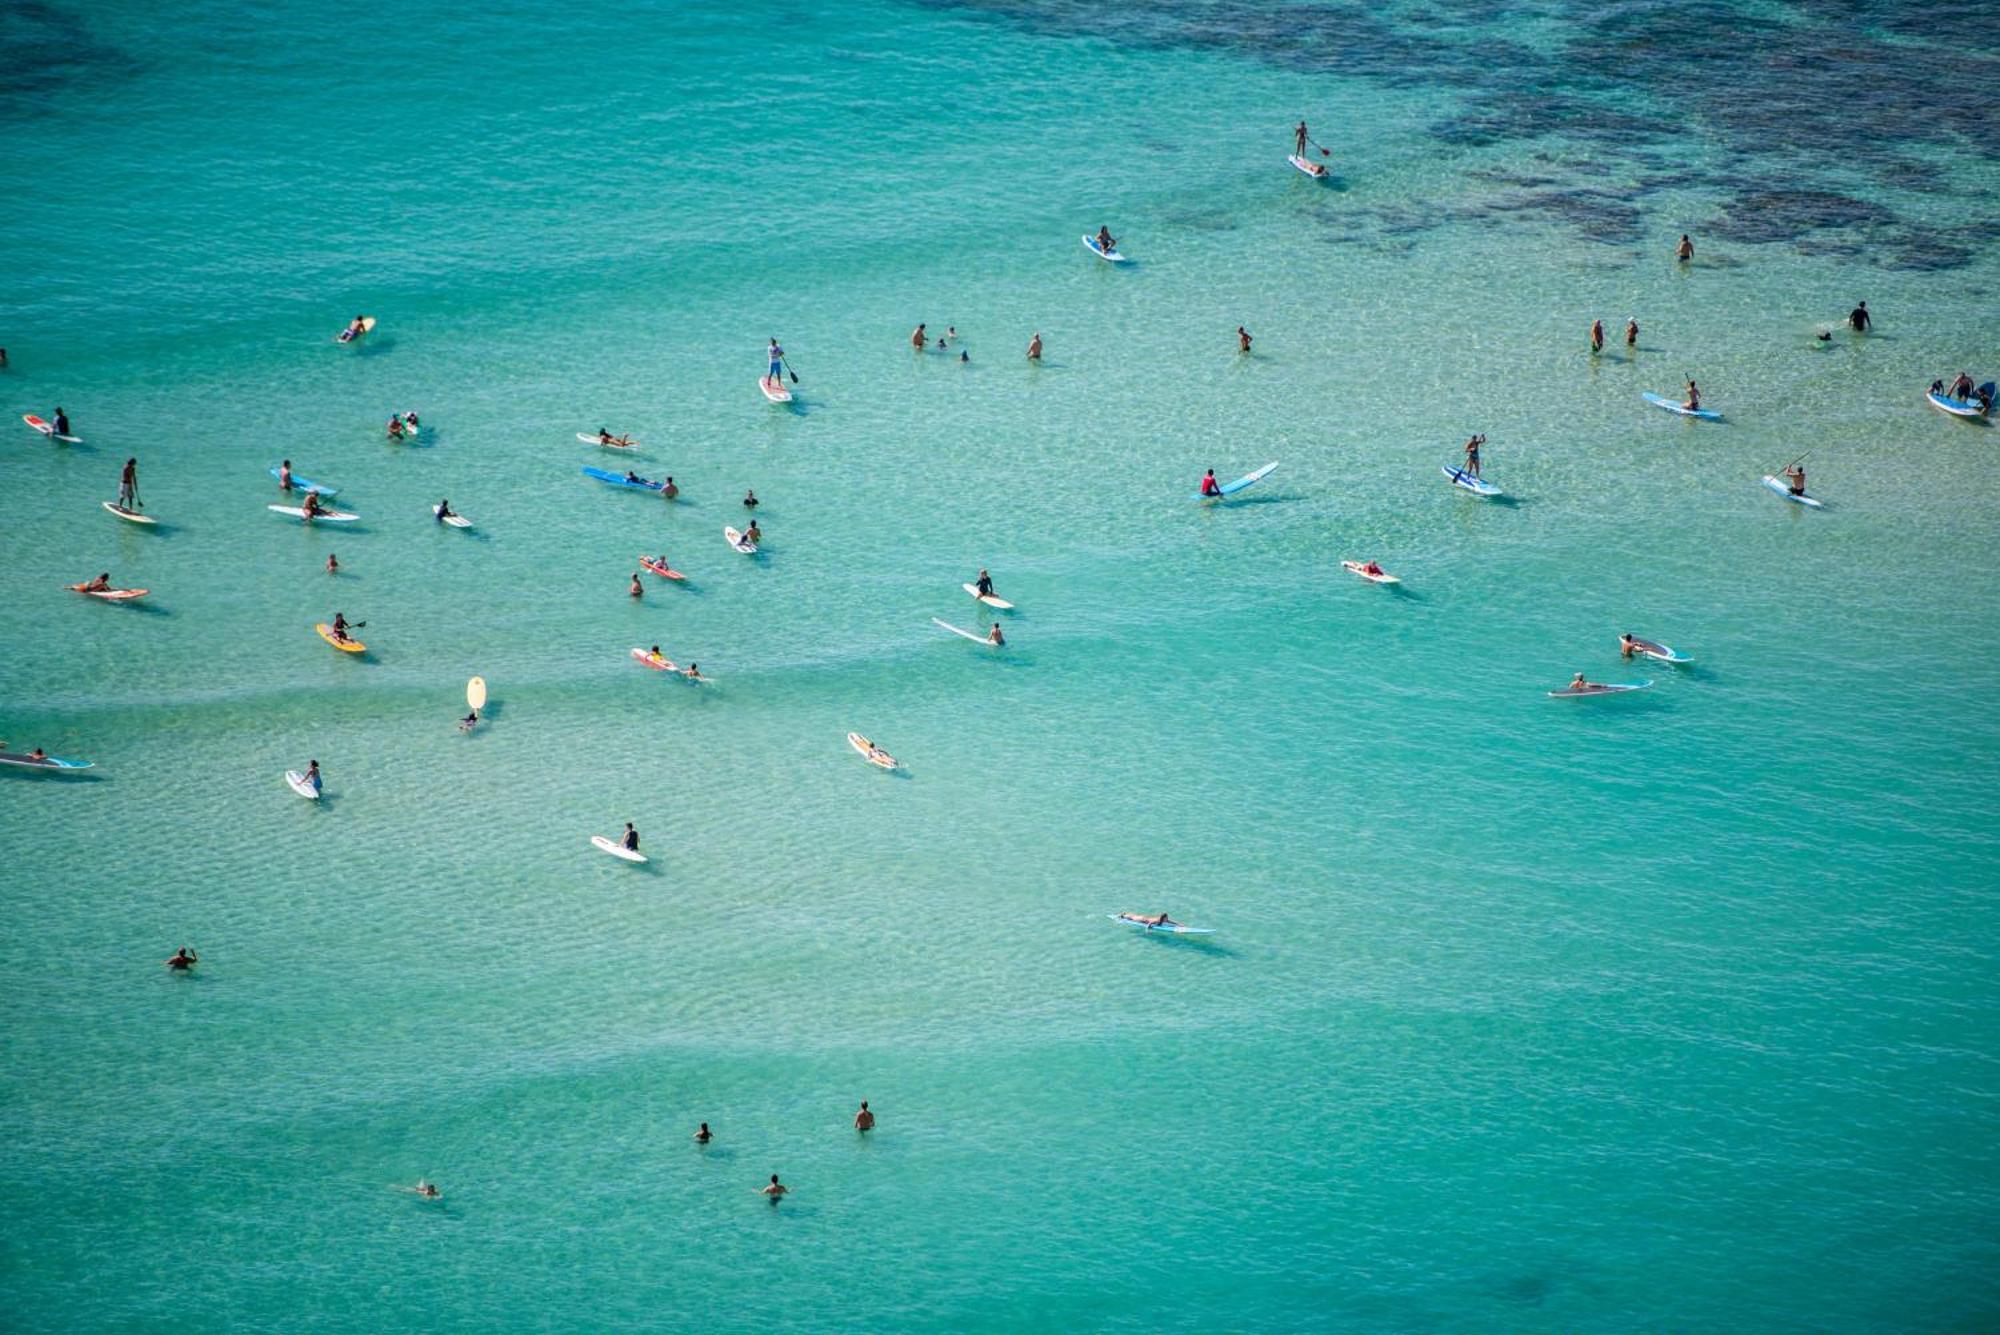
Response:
[466,677,487,712]
[724,526,757,554]
[1082,234,1129,263]
[578,432,640,449]
[932,617,1000,647]
[67,583,148,600]
[269,503,357,522]
[285,769,322,800]
[963,583,1013,609]
[1641,391,1722,420]
[1341,561,1401,585]
[847,733,898,769]
[270,466,337,496]
[432,504,472,528]
[582,466,665,493]
[335,316,376,344]
[0,751,92,772]
[590,834,647,864]
[102,502,156,524]
[1196,461,1278,504]
[1626,637,1692,665]
[1925,383,1992,418]
[315,623,365,653]
[1548,681,1652,698]
[1107,913,1213,935]
[23,415,82,443]
[759,375,793,403]
[1760,475,1823,508]
[630,647,676,672]
[640,556,687,581]
[1441,465,1502,497]
[1287,153,1328,179]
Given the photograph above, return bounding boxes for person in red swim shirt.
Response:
[1200,469,1222,498]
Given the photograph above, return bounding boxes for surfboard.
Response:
[591,834,648,863]
[1441,465,1501,497]
[315,623,365,653]
[932,617,1001,647]
[724,526,757,553]
[432,504,472,528]
[285,770,322,800]
[1642,391,1722,420]
[335,316,376,344]
[760,376,793,403]
[102,502,156,524]
[1548,681,1652,698]
[68,583,148,600]
[1761,476,1823,508]
[23,415,81,443]
[269,504,357,522]
[1196,461,1279,504]
[466,677,487,711]
[1107,914,1214,935]
[963,583,1013,609]
[847,733,898,769]
[578,432,640,449]
[1341,561,1400,585]
[1082,234,1129,263]
[1288,153,1328,178]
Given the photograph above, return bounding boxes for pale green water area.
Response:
[4,0,1999,1328]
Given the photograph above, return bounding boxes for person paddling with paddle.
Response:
[1463,433,1486,478]
[117,457,139,511]
[1783,460,1807,497]
[329,612,355,644]
[1682,379,1702,412]
[766,338,786,390]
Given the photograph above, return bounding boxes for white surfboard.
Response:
[432,505,472,528]
[963,583,1013,609]
[269,504,357,522]
[590,834,648,863]
[724,526,757,553]
[932,617,1001,647]
[578,433,640,449]
[285,770,322,800]
[847,732,898,769]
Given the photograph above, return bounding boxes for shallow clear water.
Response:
[4,0,1999,1328]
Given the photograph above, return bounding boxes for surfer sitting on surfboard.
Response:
[81,572,111,593]
[1200,469,1222,498]
[1094,226,1116,255]
[1569,673,1599,692]
[1359,561,1386,578]
[974,570,996,598]
[329,613,353,644]
[53,408,71,437]
[343,316,369,340]
[744,520,761,545]
[621,823,640,853]
[1683,380,1702,412]
[302,490,325,520]
[435,499,456,523]
[1122,912,1177,929]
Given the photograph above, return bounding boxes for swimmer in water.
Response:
[165,946,198,971]
[855,1101,875,1132]
[1848,301,1871,332]
[1027,331,1042,361]
[662,476,678,500]
[1590,319,1603,353]
[1238,326,1252,353]
[1620,633,1641,658]
[629,573,643,599]
[760,1174,789,1201]
[911,322,926,350]
[1676,234,1693,262]
[987,624,1005,646]
[743,489,758,509]
[326,553,339,575]
[1625,318,1638,348]
[694,1123,713,1144]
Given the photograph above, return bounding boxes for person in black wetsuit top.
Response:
[974,569,994,598]
[1848,301,1871,332]
[621,822,639,853]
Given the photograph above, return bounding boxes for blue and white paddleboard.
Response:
[270,466,337,497]
[1196,461,1278,503]
[1926,383,1992,419]
[583,466,666,493]
[1441,465,1501,497]
[1627,638,1691,665]
[1761,475,1823,508]
[1082,234,1128,263]
[1642,391,1721,420]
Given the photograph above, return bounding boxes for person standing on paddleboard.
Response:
[767,338,784,386]
[1200,469,1222,498]
[117,457,138,510]
[1464,434,1485,478]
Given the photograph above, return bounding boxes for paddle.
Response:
[781,355,798,385]
[1307,135,1332,158]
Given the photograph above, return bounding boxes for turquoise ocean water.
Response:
[4,0,1999,1327]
